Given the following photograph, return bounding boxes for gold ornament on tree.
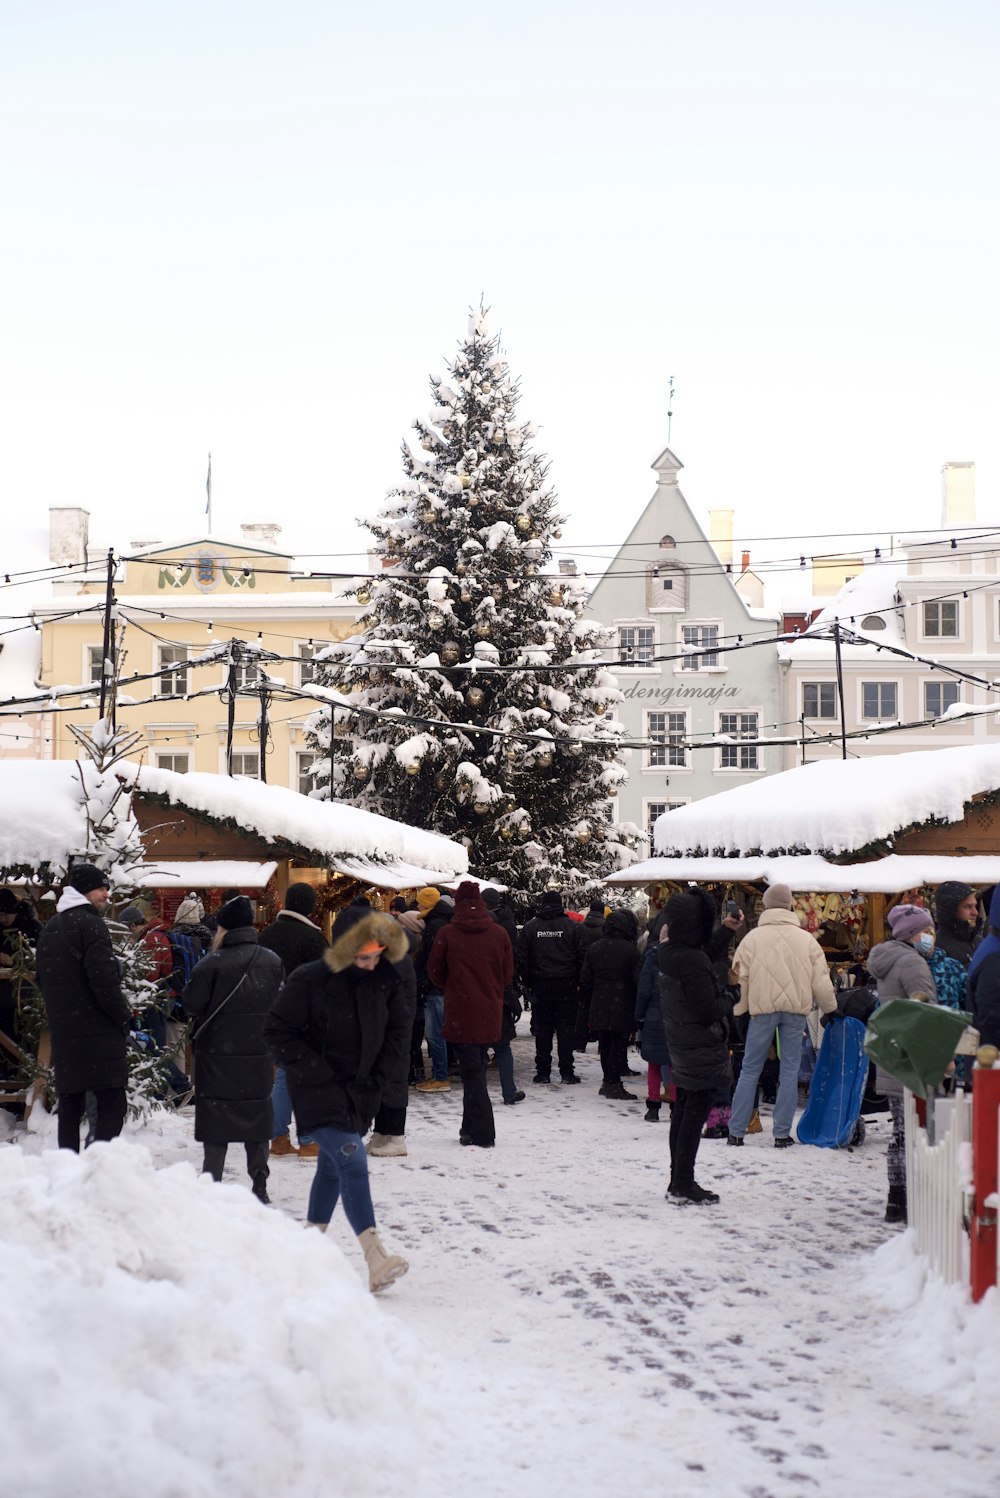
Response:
[356,587,372,606]
[465,685,485,709]
[515,515,532,533]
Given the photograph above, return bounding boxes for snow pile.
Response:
[652,742,1000,856]
[0,760,94,875]
[124,762,468,879]
[859,1232,1000,1419]
[0,1141,438,1497]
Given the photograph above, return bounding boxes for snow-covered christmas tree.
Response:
[306,308,640,897]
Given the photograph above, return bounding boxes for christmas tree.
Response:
[306,307,640,898]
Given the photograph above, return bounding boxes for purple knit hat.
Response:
[887,903,934,941]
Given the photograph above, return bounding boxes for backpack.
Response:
[167,928,204,1003]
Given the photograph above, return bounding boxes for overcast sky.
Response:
[2,1,997,597]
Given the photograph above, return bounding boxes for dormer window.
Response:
[647,560,686,611]
[659,535,676,548]
[860,614,887,631]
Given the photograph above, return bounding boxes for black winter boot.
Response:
[885,1185,907,1224]
[644,1100,661,1122]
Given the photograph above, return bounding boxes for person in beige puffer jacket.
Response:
[727,883,836,1147]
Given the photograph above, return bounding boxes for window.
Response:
[647,711,687,768]
[235,658,259,692]
[157,647,189,696]
[85,645,105,686]
[925,681,960,717]
[923,601,958,637]
[298,644,318,686]
[861,682,898,719]
[296,751,317,795]
[659,535,676,549]
[719,711,759,770]
[645,800,687,848]
[861,614,887,632]
[154,751,189,774]
[647,562,686,611]
[802,682,837,719]
[230,751,260,778]
[618,625,655,666]
[680,623,720,670]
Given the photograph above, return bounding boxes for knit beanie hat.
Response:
[455,881,480,904]
[887,903,934,941]
[67,863,110,894]
[0,889,20,914]
[117,905,147,927]
[762,883,793,910]
[589,897,605,914]
[389,896,407,912]
[284,882,318,916]
[417,887,441,916]
[481,888,500,910]
[217,895,255,931]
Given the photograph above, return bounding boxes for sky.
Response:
[2,0,998,599]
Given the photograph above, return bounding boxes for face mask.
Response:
[914,932,935,956]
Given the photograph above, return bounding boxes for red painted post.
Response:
[970,1047,1000,1304]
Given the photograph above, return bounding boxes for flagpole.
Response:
[206,452,213,533]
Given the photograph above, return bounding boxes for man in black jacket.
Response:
[36,863,132,1152]
[259,882,328,1157]
[518,890,584,1084]
[414,888,454,1092]
[933,881,981,969]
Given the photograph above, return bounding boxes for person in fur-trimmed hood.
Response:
[264,906,411,1291]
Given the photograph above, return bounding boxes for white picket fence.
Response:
[904,1089,970,1286]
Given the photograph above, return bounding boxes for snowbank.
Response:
[0,760,91,873]
[859,1232,1000,1420]
[0,1141,438,1498]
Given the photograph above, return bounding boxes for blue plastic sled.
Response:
[796,1016,870,1149]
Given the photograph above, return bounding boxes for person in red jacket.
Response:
[426,881,514,1148]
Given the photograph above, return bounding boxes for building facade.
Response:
[779,465,997,766]
[31,511,358,790]
[586,447,783,851]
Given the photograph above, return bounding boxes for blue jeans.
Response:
[729,1012,807,1140]
[424,992,448,1081]
[306,1125,376,1234]
[271,1066,314,1146]
[495,1041,518,1102]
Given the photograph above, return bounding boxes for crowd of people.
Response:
[3,866,998,1285]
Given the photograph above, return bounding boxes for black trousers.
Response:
[532,992,578,1078]
[373,1102,407,1136]
[597,1030,628,1083]
[668,1086,715,1190]
[456,1043,495,1146]
[202,1139,269,1183]
[57,1087,127,1152]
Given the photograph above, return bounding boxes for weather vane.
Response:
[667,376,675,444]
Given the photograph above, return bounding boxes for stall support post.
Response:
[970,1046,1000,1303]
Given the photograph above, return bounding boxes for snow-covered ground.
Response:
[4,1025,999,1498]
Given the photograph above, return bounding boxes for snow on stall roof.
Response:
[123,764,468,879]
[134,860,278,888]
[0,760,90,872]
[609,852,1000,892]
[650,743,1000,858]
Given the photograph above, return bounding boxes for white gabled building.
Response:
[586,446,782,852]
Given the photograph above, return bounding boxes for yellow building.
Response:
[32,517,359,790]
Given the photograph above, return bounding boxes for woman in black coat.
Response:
[580,909,642,1102]
[659,887,734,1205]
[367,910,420,1156]
[635,909,671,1122]
[183,897,282,1202]
[264,906,411,1292]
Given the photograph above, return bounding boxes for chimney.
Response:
[558,559,578,576]
[241,522,282,549]
[741,549,750,573]
[49,507,90,565]
[709,509,734,569]
[941,462,975,527]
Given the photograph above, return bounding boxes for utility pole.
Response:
[98,548,116,727]
[832,621,848,761]
[225,639,238,775]
[257,681,269,783]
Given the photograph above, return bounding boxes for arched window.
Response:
[659,534,677,549]
[861,614,887,631]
